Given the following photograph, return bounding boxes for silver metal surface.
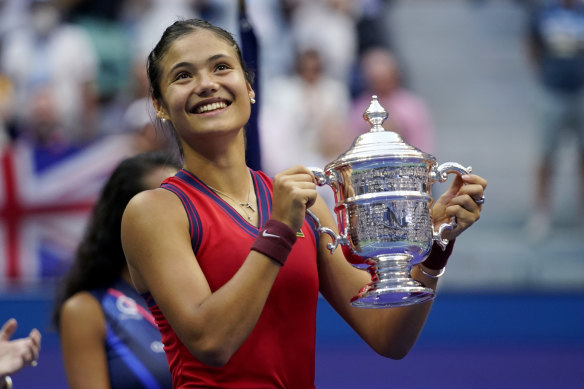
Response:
[309,95,472,308]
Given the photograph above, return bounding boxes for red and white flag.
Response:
[0,135,134,282]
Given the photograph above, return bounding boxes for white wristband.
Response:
[418,265,446,279]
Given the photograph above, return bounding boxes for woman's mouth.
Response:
[194,101,228,114]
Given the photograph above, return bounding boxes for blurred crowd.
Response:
[0,0,437,173]
[3,0,581,244]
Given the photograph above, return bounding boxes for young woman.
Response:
[53,151,180,389]
[121,19,487,388]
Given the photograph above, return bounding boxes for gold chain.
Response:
[207,174,256,220]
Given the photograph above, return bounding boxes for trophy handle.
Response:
[430,162,473,250]
[430,162,472,183]
[306,167,346,252]
[432,216,456,250]
[309,167,330,186]
[305,209,344,253]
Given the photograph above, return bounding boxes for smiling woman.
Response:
[120,18,487,389]
[150,25,255,163]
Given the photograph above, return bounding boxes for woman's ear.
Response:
[248,86,256,104]
[247,81,255,96]
[152,98,169,121]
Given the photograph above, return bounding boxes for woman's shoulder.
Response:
[122,187,188,241]
[61,291,104,326]
[126,187,182,215]
[60,291,107,343]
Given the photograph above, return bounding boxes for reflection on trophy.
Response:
[309,95,472,308]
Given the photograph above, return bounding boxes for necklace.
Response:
[207,175,256,220]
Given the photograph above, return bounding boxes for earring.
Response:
[250,97,256,104]
[160,117,167,123]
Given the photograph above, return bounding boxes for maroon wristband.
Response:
[251,219,297,266]
[422,239,455,270]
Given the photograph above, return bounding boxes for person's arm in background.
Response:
[0,318,41,389]
[59,293,111,389]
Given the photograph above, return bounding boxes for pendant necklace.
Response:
[208,175,256,221]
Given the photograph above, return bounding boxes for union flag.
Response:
[0,135,134,282]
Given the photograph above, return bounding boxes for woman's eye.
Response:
[215,64,230,71]
[174,72,190,81]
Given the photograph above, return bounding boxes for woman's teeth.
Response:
[197,102,227,113]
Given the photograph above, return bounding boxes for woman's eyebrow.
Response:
[169,61,192,74]
[169,54,233,74]
[207,53,233,63]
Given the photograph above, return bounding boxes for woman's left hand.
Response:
[431,174,487,241]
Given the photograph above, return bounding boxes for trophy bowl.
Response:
[308,95,471,308]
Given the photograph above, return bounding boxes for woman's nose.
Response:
[195,72,219,96]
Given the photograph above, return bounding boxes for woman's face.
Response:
[154,29,254,142]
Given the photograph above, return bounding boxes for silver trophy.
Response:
[309,95,471,308]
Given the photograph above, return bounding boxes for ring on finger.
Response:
[474,195,485,205]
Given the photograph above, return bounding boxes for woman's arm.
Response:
[59,293,110,389]
[121,166,317,367]
[317,174,487,359]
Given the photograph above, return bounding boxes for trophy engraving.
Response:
[308,95,472,308]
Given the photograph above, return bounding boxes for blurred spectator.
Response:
[0,74,13,146]
[190,0,238,36]
[122,54,175,153]
[351,0,400,95]
[247,0,296,81]
[260,47,351,209]
[260,48,351,174]
[288,0,359,84]
[355,0,395,55]
[525,0,584,238]
[0,0,99,145]
[0,0,28,40]
[66,0,134,136]
[121,0,198,63]
[350,47,434,153]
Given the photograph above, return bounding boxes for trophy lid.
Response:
[325,95,435,170]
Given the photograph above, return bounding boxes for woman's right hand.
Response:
[270,166,318,232]
[0,319,41,377]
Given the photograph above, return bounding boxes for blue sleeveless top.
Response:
[89,279,172,389]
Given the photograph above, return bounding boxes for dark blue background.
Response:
[2,290,583,388]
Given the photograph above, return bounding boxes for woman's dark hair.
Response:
[147,18,254,102]
[52,151,180,330]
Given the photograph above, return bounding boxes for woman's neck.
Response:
[182,146,259,227]
[181,130,251,193]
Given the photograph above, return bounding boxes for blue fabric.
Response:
[90,279,172,389]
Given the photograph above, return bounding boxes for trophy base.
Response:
[350,284,435,308]
[350,254,435,308]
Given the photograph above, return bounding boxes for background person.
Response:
[350,46,435,153]
[0,318,41,389]
[52,151,180,389]
[0,0,99,145]
[525,0,584,239]
[260,47,352,209]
